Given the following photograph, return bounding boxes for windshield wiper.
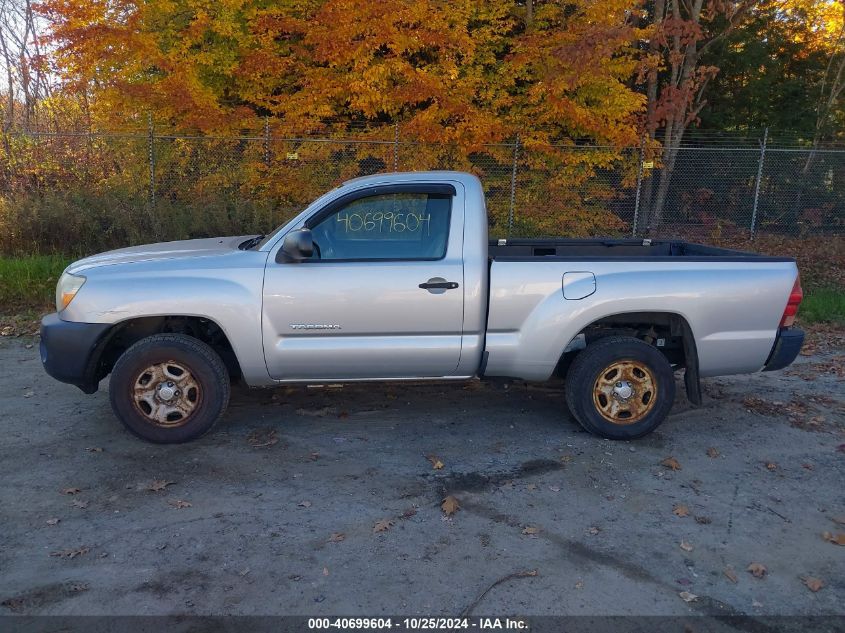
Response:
[238,234,265,250]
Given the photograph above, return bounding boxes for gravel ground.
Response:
[0,336,842,617]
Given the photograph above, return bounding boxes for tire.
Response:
[109,333,230,444]
[565,336,675,440]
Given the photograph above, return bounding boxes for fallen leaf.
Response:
[522,526,541,536]
[673,504,690,518]
[695,515,712,525]
[679,591,699,603]
[526,483,537,491]
[61,487,81,495]
[765,461,778,471]
[373,519,394,533]
[441,495,460,516]
[832,516,845,526]
[574,581,584,589]
[50,546,90,559]
[680,540,694,552]
[706,447,719,458]
[46,518,60,526]
[752,599,763,608]
[587,526,600,535]
[85,447,104,453]
[308,452,320,461]
[328,532,345,543]
[322,566,329,576]
[168,499,192,509]
[337,411,349,419]
[747,562,768,578]
[724,567,738,583]
[23,391,34,398]
[247,428,279,448]
[801,576,824,592]
[298,500,312,508]
[146,479,175,492]
[549,485,561,492]
[661,457,682,471]
[821,531,845,546]
[71,499,88,509]
[426,454,444,470]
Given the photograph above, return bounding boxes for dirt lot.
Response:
[0,336,843,618]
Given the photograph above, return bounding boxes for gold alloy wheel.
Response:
[592,359,658,425]
[132,361,201,427]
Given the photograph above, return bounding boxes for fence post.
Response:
[632,139,645,237]
[750,127,768,239]
[393,121,399,171]
[508,134,520,237]
[264,117,271,167]
[147,112,155,208]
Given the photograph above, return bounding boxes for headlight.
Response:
[56,272,86,312]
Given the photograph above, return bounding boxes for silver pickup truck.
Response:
[40,171,805,443]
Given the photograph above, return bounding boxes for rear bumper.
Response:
[763,327,804,372]
[40,313,112,393]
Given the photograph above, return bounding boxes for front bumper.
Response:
[40,313,112,393]
[763,327,805,372]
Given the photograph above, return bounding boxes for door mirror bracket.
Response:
[277,229,314,263]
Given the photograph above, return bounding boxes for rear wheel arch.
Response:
[556,311,700,404]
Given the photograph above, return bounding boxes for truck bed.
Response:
[488,238,793,262]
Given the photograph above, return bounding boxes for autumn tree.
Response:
[639,0,758,231]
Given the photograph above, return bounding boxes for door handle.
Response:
[419,280,459,290]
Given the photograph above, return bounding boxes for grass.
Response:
[799,287,845,325]
[0,254,71,312]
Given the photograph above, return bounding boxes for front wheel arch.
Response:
[88,315,243,388]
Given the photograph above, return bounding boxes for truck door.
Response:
[261,182,465,380]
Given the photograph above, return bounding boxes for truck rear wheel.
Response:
[109,333,230,443]
[564,336,675,440]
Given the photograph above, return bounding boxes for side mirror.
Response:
[277,229,314,263]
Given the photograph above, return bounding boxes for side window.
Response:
[309,192,452,261]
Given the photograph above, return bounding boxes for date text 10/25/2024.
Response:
[307,617,529,630]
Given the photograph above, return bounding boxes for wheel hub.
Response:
[612,380,634,400]
[156,381,179,402]
[132,361,200,428]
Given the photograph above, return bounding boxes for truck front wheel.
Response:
[564,336,675,440]
[109,333,230,443]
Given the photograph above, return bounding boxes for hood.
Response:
[67,235,257,273]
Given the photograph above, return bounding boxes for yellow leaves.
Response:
[661,457,682,471]
[821,531,845,546]
[441,495,460,516]
[673,504,690,518]
[802,576,824,592]
[373,519,394,533]
[42,0,644,152]
[426,454,444,470]
[747,562,768,579]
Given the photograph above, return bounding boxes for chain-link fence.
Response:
[1,122,843,254]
